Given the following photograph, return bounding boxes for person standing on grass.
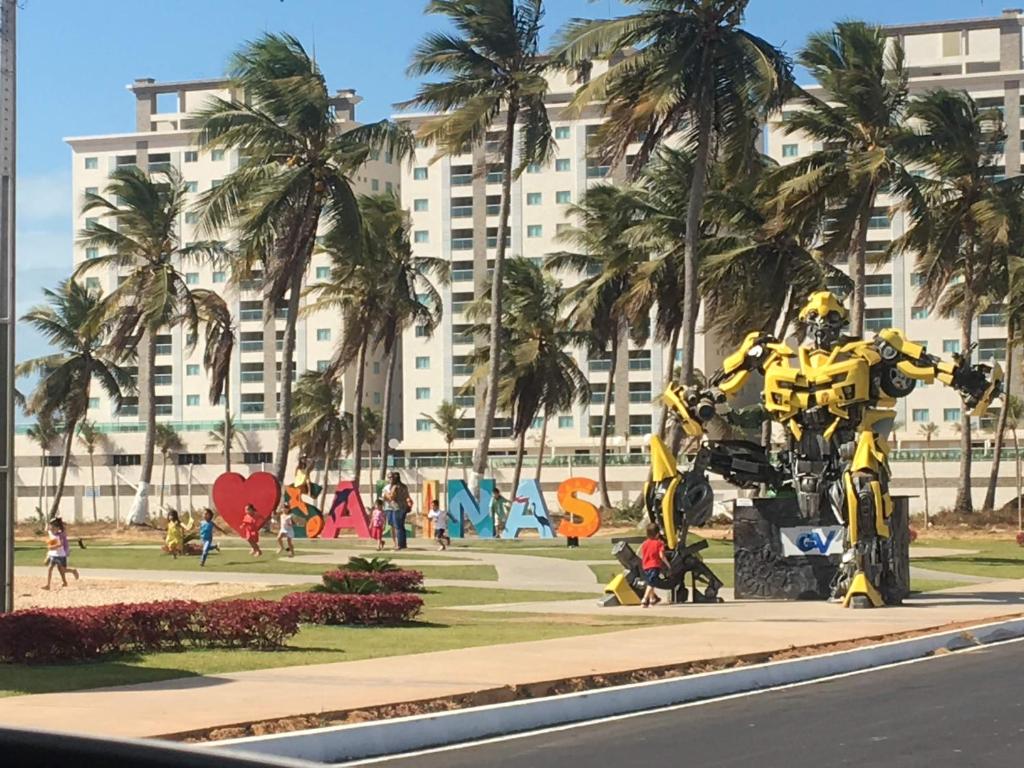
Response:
[52,517,81,580]
[640,522,671,608]
[427,499,452,551]
[165,509,191,559]
[490,489,508,537]
[369,498,386,551]
[384,472,410,550]
[42,518,77,590]
[240,504,263,557]
[276,501,295,557]
[198,508,221,567]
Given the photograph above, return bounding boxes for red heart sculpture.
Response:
[212,471,281,538]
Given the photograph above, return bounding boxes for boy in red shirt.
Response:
[639,522,671,607]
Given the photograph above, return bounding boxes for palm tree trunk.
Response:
[48,417,78,519]
[1015,428,1022,530]
[983,325,1013,512]
[37,452,44,520]
[89,452,98,522]
[535,412,549,482]
[130,332,158,525]
[679,102,714,388]
[223,379,232,472]
[510,428,527,502]
[598,335,619,509]
[921,449,930,528]
[160,452,167,508]
[352,340,368,496]
[848,190,875,338]
[443,441,451,497]
[471,99,520,496]
[656,324,681,440]
[954,305,976,514]
[273,268,305,483]
[379,344,397,483]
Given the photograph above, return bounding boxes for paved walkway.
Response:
[1,580,1021,739]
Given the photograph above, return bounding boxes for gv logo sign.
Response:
[780,526,845,557]
[796,529,839,554]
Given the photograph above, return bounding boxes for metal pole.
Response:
[0,0,16,613]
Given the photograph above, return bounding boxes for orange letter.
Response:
[557,477,601,538]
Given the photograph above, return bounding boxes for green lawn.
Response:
[909,578,970,593]
[0,586,689,698]
[911,538,1024,581]
[13,544,497,581]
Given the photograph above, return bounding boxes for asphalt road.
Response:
[357,640,1024,768]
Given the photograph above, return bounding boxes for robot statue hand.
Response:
[950,354,1003,416]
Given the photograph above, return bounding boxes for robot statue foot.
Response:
[841,571,885,609]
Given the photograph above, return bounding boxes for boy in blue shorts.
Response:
[199,508,221,567]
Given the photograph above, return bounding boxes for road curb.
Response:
[212,616,1024,764]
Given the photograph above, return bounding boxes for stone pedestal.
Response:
[733,496,910,601]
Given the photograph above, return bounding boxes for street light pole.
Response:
[0,0,16,613]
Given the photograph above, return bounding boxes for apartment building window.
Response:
[211,179,224,188]
[451,229,474,250]
[240,362,263,383]
[185,211,199,224]
[413,167,429,180]
[316,360,329,372]
[485,164,504,184]
[416,419,433,432]
[556,190,571,204]
[186,395,200,407]
[864,308,892,333]
[184,181,198,193]
[452,355,473,376]
[185,272,199,285]
[555,126,571,140]
[415,356,430,370]
[413,199,429,212]
[942,339,960,354]
[629,414,653,436]
[84,186,98,196]
[588,415,614,437]
[243,452,273,464]
[456,418,476,439]
[912,408,929,423]
[371,179,379,192]
[315,266,330,279]
[184,150,198,163]
[911,306,929,320]
[452,260,473,281]
[590,387,612,405]
[115,154,136,167]
[386,181,393,193]
[555,158,571,172]
[415,324,429,338]
[414,230,430,244]
[450,197,473,218]
[85,218,99,231]
[485,194,501,215]
[154,396,173,416]
[941,30,961,57]
[85,277,100,290]
[84,157,98,170]
[239,301,262,322]
[212,271,226,283]
[112,454,141,466]
[867,210,890,229]
[450,164,473,185]
[558,415,574,429]
[316,329,331,342]
[239,331,263,352]
[980,307,1006,327]
[373,361,381,374]
[944,408,961,422]
[240,394,265,414]
[629,382,652,403]
[88,398,99,410]
[187,364,200,376]
[782,144,799,158]
[865,274,892,297]
[628,350,652,371]
[910,272,925,287]
[527,225,543,238]
[117,399,139,417]
[978,339,1006,361]
[526,192,542,206]
[526,163,541,174]
[373,392,382,406]
[415,387,431,400]
[586,157,610,178]
[211,149,225,161]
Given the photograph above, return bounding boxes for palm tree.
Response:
[468,258,590,497]
[556,0,792,387]
[893,89,1017,514]
[1001,395,1024,530]
[17,280,132,519]
[198,33,410,484]
[360,194,448,482]
[917,422,939,527]
[74,167,211,525]
[207,416,245,467]
[154,424,183,510]
[77,420,107,522]
[291,371,352,509]
[360,407,383,475]
[772,21,909,335]
[25,415,58,521]
[402,0,555,493]
[422,400,464,493]
[193,289,236,471]
[548,185,650,508]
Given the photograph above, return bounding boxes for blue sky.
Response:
[14,0,993,367]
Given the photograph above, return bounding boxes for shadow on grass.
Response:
[906,590,1024,606]
[929,557,1024,567]
[1,660,206,697]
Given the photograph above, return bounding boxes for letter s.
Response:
[556,477,601,538]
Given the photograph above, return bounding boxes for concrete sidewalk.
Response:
[1,580,1022,739]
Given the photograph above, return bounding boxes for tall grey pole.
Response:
[0,0,16,613]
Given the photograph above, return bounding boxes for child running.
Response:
[639,522,671,608]
[198,508,221,567]
[276,501,295,557]
[240,504,263,557]
[369,498,386,552]
[165,509,192,559]
[42,518,77,590]
[427,500,451,551]
[52,517,80,583]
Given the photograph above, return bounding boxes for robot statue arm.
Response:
[874,329,1003,415]
[664,331,780,436]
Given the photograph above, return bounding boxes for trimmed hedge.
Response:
[283,592,423,626]
[320,569,424,595]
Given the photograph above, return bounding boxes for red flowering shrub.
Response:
[282,592,423,625]
[1016,530,1024,547]
[199,600,299,649]
[320,569,423,595]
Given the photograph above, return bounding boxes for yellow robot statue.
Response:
[621,291,1001,609]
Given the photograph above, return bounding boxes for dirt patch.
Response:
[13,578,271,610]
[167,611,1024,743]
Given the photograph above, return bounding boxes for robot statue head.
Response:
[798,291,849,350]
